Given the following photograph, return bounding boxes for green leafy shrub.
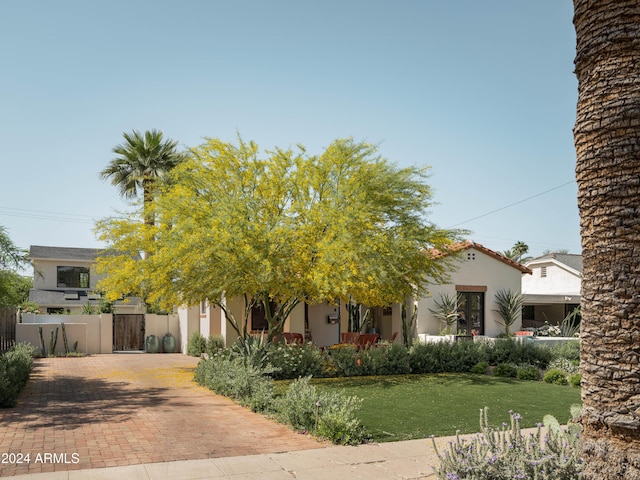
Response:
[483,338,552,368]
[547,357,580,375]
[516,365,540,381]
[267,343,324,380]
[275,376,367,445]
[493,363,517,378]
[547,340,580,362]
[471,361,489,374]
[432,407,583,479]
[206,334,225,355]
[326,344,360,377]
[194,353,275,412]
[409,341,487,374]
[544,368,569,385]
[187,332,207,356]
[0,343,36,408]
[569,373,581,388]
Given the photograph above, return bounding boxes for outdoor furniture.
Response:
[341,332,360,344]
[358,333,379,350]
[282,332,304,344]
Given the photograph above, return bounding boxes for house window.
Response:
[457,291,484,335]
[200,300,207,315]
[540,266,547,278]
[57,266,90,288]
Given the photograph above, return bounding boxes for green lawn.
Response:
[308,374,582,442]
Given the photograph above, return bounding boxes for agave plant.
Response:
[493,289,524,337]
[429,293,461,335]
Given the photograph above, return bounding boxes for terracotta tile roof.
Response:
[432,241,532,274]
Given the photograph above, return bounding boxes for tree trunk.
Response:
[574,1,640,478]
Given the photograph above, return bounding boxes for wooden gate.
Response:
[0,307,17,353]
[113,314,145,351]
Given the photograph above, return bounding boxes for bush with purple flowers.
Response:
[431,406,582,479]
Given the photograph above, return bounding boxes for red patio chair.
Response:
[358,333,379,350]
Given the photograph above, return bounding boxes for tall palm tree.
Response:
[574,1,640,478]
[100,129,186,225]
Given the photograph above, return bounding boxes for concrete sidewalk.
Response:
[5,435,446,479]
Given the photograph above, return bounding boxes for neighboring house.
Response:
[28,245,142,314]
[521,253,582,327]
[416,242,532,338]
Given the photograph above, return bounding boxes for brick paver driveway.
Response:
[0,354,326,477]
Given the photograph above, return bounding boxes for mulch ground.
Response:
[0,354,326,477]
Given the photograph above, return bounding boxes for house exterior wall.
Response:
[307,301,343,347]
[33,258,102,290]
[417,248,525,338]
[522,262,581,296]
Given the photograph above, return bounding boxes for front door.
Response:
[113,314,145,351]
[457,292,484,335]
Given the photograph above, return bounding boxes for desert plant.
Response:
[432,407,582,479]
[516,365,540,381]
[81,302,98,314]
[48,326,59,356]
[0,343,36,408]
[37,325,46,357]
[569,373,581,388]
[493,289,524,337]
[187,332,207,356]
[205,334,225,354]
[429,293,461,335]
[493,363,517,378]
[471,361,489,374]
[275,376,367,445]
[547,357,580,375]
[544,368,569,385]
[559,307,581,337]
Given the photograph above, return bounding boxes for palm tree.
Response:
[100,129,186,225]
[574,2,640,477]
[502,241,531,264]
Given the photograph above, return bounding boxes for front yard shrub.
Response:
[194,353,275,412]
[409,340,486,374]
[267,342,324,380]
[471,361,489,374]
[187,332,207,356]
[544,368,569,385]
[569,373,581,388]
[547,340,580,362]
[206,334,225,355]
[483,338,552,368]
[493,363,517,378]
[326,344,360,377]
[432,407,582,479]
[275,376,367,445]
[547,357,580,375]
[0,343,36,408]
[516,365,540,381]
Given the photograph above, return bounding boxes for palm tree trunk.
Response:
[142,178,154,227]
[574,1,640,478]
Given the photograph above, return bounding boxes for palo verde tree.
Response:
[95,137,462,341]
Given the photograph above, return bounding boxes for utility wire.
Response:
[447,180,575,228]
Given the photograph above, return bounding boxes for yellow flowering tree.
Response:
[95,137,461,341]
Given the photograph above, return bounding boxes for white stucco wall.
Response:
[417,248,526,338]
[522,261,581,296]
[33,259,103,290]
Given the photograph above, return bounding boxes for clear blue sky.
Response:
[0,0,579,259]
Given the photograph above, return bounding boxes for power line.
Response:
[0,206,128,224]
[447,180,575,228]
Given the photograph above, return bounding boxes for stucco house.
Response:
[28,245,142,314]
[521,253,582,327]
[190,241,531,347]
[416,241,532,338]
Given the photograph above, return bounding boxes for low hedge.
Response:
[0,343,36,408]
